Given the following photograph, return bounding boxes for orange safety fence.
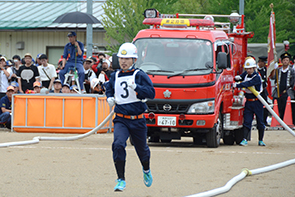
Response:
[12,94,113,134]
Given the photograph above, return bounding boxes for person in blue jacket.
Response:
[59,31,85,92]
[105,43,155,191]
[234,57,266,146]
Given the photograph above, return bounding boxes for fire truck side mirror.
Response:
[112,53,120,70]
[217,52,227,69]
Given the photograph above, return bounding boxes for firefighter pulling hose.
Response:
[247,86,295,137]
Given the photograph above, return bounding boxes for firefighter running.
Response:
[105,43,155,191]
[234,58,266,146]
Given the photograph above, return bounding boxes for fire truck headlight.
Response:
[187,101,215,114]
[144,9,158,18]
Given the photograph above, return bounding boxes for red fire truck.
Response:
[113,9,253,147]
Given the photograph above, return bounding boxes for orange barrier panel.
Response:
[12,94,113,134]
[46,98,63,127]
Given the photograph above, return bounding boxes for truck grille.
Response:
[147,103,189,113]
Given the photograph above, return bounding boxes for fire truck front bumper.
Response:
[145,113,216,129]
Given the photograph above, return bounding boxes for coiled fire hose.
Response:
[185,86,295,197]
[0,111,115,148]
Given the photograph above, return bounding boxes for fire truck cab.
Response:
[113,9,253,148]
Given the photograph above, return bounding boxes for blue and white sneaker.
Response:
[240,139,248,146]
[258,141,266,146]
[114,179,126,191]
[143,169,153,187]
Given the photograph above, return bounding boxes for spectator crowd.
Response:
[0,51,113,96]
[0,50,113,129]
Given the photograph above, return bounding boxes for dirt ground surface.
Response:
[1,128,295,197]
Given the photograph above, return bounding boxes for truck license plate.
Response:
[157,116,176,126]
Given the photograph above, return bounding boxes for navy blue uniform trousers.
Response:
[112,116,150,162]
[243,100,265,139]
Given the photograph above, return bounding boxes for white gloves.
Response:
[107,97,116,107]
[127,79,137,90]
[274,62,278,69]
[233,82,237,88]
[234,75,242,81]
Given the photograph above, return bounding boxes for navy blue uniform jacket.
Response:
[105,66,155,115]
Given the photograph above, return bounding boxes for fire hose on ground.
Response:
[185,86,295,197]
[0,111,115,148]
[1,87,295,196]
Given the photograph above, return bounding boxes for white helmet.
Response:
[244,58,257,68]
[117,43,138,58]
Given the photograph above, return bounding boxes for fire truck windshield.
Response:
[134,38,213,75]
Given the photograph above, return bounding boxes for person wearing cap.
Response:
[8,55,22,83]
[101,59,112,79]
[35,53,43,67]
[10,81,20,94]
[62,83,71,93]
[59,31,85,92]
[38,54,57,90]
[90,76,105,94]
[0,56,11,99]
[234,58,265,146]
[83,58,97,93]
[257,56,270,126]
[5,60,14,69]
[270,52,295,124]
[17,53,40,93]
[49,79,62,93]
[33,81,42,93]
[0,86,14,129]
[105,43,155,191]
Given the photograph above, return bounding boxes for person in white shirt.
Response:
[83,58,97,93]
[0,57,10,99]
[38,54,57,90]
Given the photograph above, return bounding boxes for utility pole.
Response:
[86,0,93,57]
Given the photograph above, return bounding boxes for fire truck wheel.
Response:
[234,128,244,144]
[206,114,222,148]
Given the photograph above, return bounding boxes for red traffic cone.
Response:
[283,96,293,126]
[271,99,281,127]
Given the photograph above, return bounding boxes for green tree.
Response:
[102,0,150,53]
[102,0,177,54]
[102,0,295,54]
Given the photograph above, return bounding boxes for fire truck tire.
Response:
[206,114,222,148]
[234,128,244,144]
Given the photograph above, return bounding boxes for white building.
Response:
[0,0,108,66]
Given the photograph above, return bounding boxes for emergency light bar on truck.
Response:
[143,9,245,33]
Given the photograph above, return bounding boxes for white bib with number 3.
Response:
[114,70,141,105]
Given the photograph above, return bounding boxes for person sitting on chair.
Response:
[59,32,85,92]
